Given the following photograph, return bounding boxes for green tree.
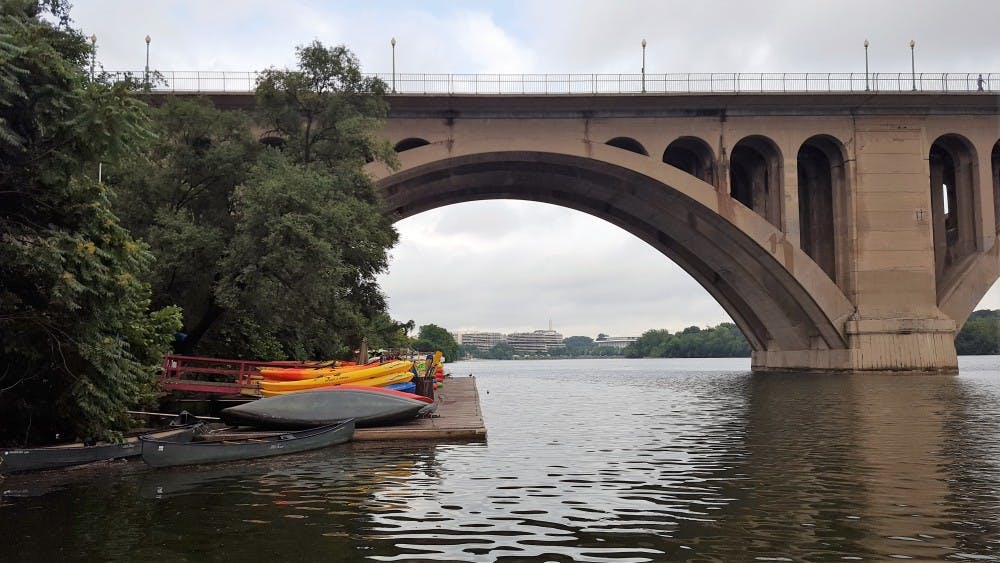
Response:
[256,40,394,169]
[0,0,181,445]
[213,153,398,359]
[110,97,259,354]
[412,324,459,363]
[563,335,595,356]
[484,342,516,360]
[624,323,751,358]
[112,43,400,361]
[955,309,1000,355]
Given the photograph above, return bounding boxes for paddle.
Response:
[423,351,442,378]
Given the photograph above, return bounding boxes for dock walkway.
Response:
[354,375,486,441]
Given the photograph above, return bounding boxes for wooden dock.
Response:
[353,375,487,442]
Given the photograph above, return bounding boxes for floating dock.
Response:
[354,376,486,442]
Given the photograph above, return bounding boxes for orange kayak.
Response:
[259,363,371,381]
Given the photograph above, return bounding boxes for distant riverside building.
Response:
[507,330,565,354]
[457,331,507,350]
[593,336,639,350]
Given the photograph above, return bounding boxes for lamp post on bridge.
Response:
[90,34,96,81]
[390,37,396,93]
[144,34,151,91]
[641,38,646,93]
[909,39,916,91]
[863,39,869,91]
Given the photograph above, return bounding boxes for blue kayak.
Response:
[386,381,416,394]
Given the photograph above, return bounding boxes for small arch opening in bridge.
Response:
[394,138,431,153]
[797,136,847,282]
[730,136,783,229]
[260,136,286,150]
[992,140,1000,234]
[929,134,978,282]
[663,136,716,187]
[606,137,649,156]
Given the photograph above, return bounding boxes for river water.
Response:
[2,357,1000,562]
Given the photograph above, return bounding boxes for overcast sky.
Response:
[71,1,1000,338]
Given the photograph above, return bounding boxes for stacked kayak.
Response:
[259,360,414,397]
[221,386,435,429]
[258,362,367,381]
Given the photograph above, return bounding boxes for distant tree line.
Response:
[956,310,999,355]
[624,323,751,358]
[454,310,999,362]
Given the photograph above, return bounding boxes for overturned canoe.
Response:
[140,420,355,468]
[221,386,434,429]
[0,425,196,474]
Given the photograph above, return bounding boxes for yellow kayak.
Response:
[260,370,415,397]
[259,363,368,381]
[259,360,413,393]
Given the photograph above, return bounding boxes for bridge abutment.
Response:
[752,319,958,374]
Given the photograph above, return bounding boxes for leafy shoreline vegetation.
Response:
[0,1,409,445]
[956,310,1000,355]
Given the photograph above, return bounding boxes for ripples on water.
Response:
[2,356,1000,561]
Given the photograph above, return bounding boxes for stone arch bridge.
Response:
[192,92,1000,374]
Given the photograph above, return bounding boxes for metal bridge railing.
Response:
[108,71,999,95]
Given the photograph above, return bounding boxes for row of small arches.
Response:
[391,133,1000,291]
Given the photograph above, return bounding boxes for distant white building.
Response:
[593,336,639,350]
[457,331,507,350]
[507,330,565,354]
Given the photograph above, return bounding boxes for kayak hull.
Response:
[0,426,195,474]
[221,387,433,429]
[140,421,355,468]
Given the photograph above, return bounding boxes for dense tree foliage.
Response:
[256,41,394,169]
[111,98,258,355]
[0,0,181,444]
[624,323,751,358]
[412,324,458,362]
[481,342,516,360]
[111,42,400,360]
[562,335,595,355]
[956,310,999,355]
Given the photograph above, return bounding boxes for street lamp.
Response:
[641,38,647,93]
[909,39,916,91]
[390,37,396,93]
[90,34,97,81]
[863,39,869,91]
[144,34,151,91]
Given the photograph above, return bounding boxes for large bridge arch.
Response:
[369,141,856,372]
